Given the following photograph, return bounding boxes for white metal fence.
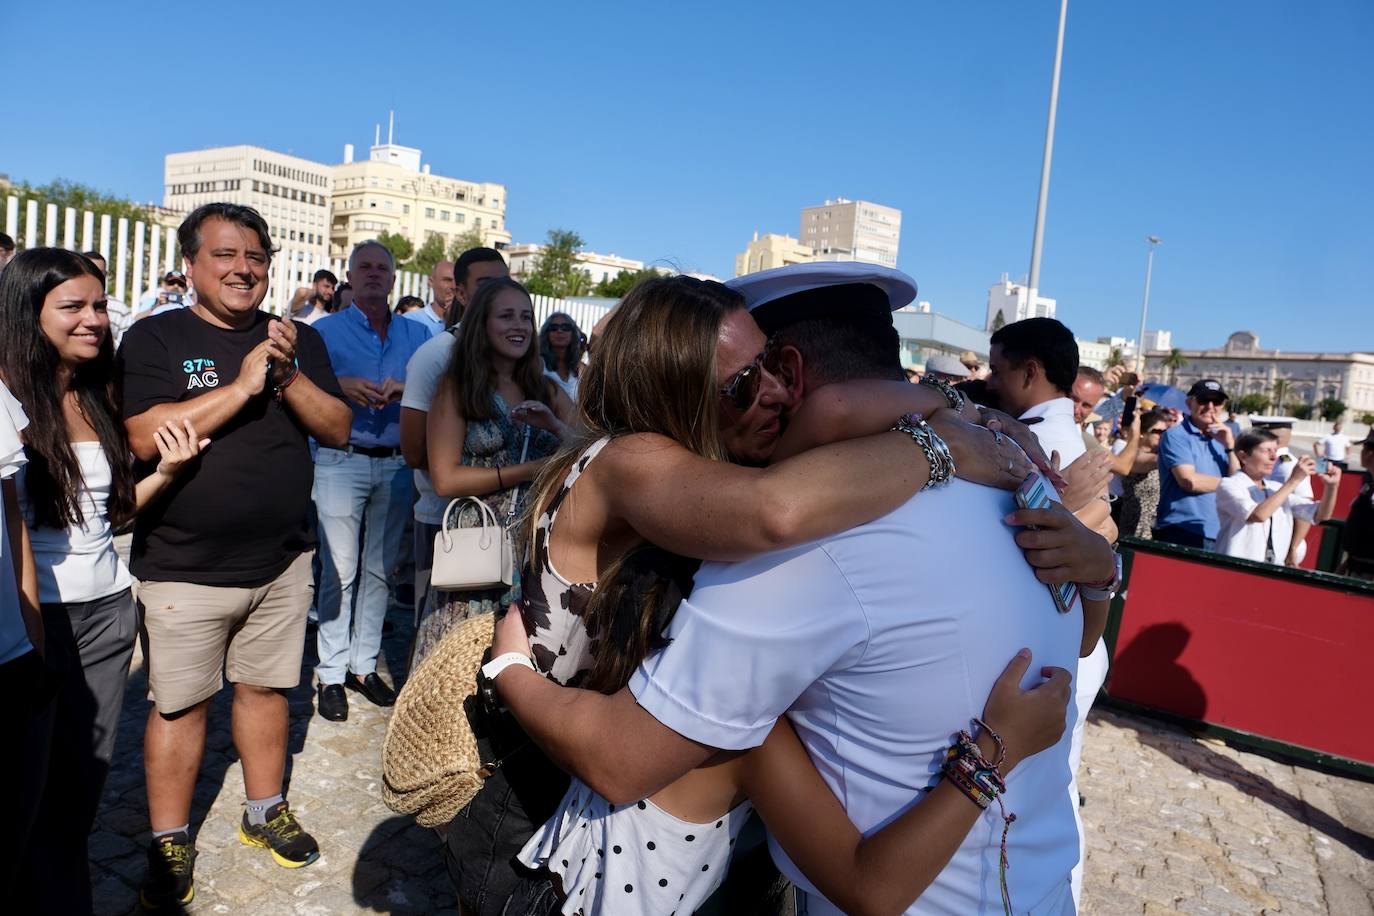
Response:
[528,294,612,340]
[2,194,429,314]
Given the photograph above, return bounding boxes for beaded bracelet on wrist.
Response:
[941,719,1018,916]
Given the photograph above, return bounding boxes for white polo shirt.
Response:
[400,329,457,525]
[1216,472,1318,563]
[630,480,1080,914]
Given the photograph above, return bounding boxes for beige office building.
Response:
[799,198,901,267]
[164,146,333,257]
[329,140,510,259]
[1143,331,1374,415]
[734,232,816,276]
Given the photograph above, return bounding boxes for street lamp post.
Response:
[1135,235,1161,375]
[1026,0,1069,317]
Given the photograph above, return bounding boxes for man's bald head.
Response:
[430,259,456,310]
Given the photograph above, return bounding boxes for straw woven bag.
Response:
[382,612,495,827]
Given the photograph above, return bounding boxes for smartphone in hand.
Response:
[1014,473,1080,615]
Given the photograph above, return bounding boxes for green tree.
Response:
[593,267,660,299]
[1316,398,1346,422]
[447,227,486,259]
[1233,393,1269,415]
[375,231,414,270]
[1105,347,1127,369]
[1359,412,1374,426]
[408,233,447,276]
[1289,403,1313,420]
[1161,349,1187,386]
[525,229,589,299]
[990,310,1006,331]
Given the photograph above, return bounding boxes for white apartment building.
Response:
[734,232,816,276]
[164,146,333,258]
[330,136,510,259]
[799,198,901,267]
[506,244,644,285]
[1143,331,1374,415]
[986,274,1056,330]
[1144,329,1172,352]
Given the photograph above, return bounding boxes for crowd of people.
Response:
[0,200,1369,915]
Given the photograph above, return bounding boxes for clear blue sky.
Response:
[7,1,1371,351]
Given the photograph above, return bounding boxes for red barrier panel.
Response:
[1107,549,1374,766]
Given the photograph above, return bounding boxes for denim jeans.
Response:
[313,448,411,684]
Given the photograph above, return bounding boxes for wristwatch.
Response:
[480,652,536,681]
[1080,552,1123,602]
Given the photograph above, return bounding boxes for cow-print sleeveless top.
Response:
[521,436,611,687]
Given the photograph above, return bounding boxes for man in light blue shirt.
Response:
[1154,379,1240,550]
[403,259,455,337]
[311,241,430,721]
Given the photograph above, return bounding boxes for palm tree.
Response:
[1105,348,1126,369]
[1162,349,1187,386]
[1271,378,1290,413]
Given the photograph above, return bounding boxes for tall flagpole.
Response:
[1025,0,1069,318]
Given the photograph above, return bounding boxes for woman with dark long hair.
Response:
[0,248,207,912]
[419,278,576,667]
[537,311,585,401]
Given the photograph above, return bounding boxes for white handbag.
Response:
[430,496,514,590]
[429,427,529,591]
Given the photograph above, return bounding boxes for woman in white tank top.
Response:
[0,248,207,911]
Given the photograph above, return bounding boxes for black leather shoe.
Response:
[317,683,348,721]
[345,671,397,707]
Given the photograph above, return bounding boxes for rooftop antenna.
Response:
[388,110,395,144]
[374,123,380,146]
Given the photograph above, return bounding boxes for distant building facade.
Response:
[799,198,901,267]
[329,138,509,258]
[986,274,1056,330]
[733,232,816,276]
[506,244,645,286]
[1143,331,1374,416]
[164,145,333,257]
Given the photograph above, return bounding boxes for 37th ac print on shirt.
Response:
[182,357,219,389]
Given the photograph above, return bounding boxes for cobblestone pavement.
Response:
[89,612,1374,915]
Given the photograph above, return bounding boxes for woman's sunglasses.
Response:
[719,338,780,414]
[546,322,575,333]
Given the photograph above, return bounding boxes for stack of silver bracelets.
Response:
[893,413,955,488]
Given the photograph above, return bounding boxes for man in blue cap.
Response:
[1154,379,1240,549]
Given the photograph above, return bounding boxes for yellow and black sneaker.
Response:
[238,801,320,868]
[139,831,196,911]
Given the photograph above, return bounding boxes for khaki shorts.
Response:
[138,552,313,714]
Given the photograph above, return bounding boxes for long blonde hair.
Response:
[523,275,745,691]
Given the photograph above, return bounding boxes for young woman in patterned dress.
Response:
[419,278,575,668]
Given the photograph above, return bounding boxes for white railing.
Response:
[529,294,613,338]
[3,195,428,313]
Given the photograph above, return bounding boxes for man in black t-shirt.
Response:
[118,204,352,910]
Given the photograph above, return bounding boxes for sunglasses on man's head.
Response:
[546,322,575,333]
[719,338,780,413]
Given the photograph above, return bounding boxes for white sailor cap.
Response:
[725,262,917,334]
[1247,415,1298,428]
